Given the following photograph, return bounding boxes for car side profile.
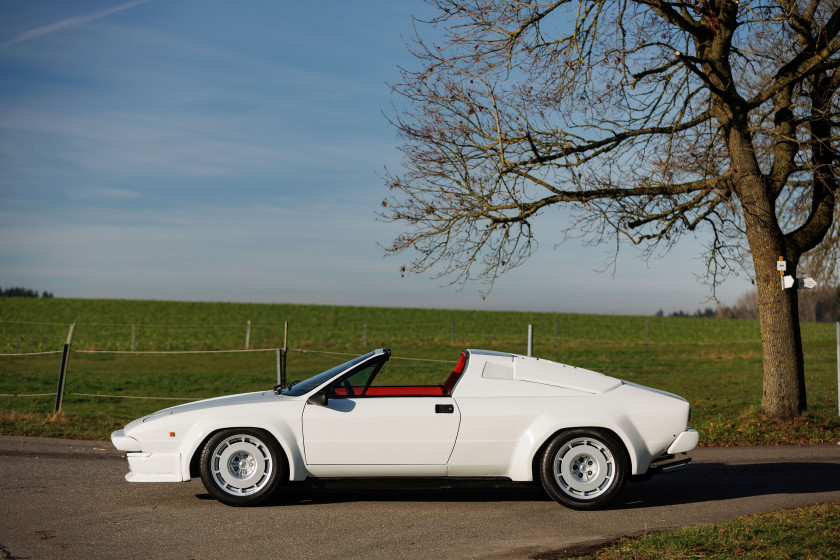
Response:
[111,348,698,509]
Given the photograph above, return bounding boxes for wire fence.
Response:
[4,317,837,354]
[1,318,837,415]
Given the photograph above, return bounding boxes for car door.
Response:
[302,396,461,465]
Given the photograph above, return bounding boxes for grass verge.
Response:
[564,502,840,560]
[0,410,124,440]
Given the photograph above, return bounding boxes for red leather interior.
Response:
[333,386,446,396]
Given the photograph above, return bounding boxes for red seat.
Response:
[365,386,446,396]
[333,386,446,397]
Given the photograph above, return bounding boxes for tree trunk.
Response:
[730,130,807,419]
[749,234,807,419]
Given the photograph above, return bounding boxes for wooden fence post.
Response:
[54,322,76,415]
[527,324,533,356]
[277,348,283,387]
[280,321,288,388]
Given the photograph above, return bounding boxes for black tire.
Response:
[539,428,628,510]
[199,428,284,506]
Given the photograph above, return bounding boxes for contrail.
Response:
[1,0,152,49]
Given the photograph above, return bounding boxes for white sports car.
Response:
[111,348,698,509]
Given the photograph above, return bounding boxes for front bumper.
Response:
[111,429,184,483]
[111,429,142,452]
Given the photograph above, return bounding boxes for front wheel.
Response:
[539,429,628,510]
[199,429,284,506]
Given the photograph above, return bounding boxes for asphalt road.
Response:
[1,436,839,560]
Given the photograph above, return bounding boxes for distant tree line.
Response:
[793,286,840,323]
[657,286,840,323]
[0,287,53,298]
[656,308,716,319]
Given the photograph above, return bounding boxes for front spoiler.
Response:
[124,452,183,482]
[112,429,184,482]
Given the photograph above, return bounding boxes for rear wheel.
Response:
[199,429,284,506]
[539,429,627,510]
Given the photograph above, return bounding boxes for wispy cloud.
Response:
[1,0,151,49]
[94,188,144,200]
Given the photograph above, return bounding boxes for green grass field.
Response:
[567,502,840,560]
[1,297,838,443]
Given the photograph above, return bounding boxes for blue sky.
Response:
[0,0,753,314]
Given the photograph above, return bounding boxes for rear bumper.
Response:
[667,428,699,454]
[633,429,698,480]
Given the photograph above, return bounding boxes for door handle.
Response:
[435,404,454,414]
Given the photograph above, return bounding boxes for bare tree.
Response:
[715,290,759,319]
[798,285,840,320]
[381,0,840,419]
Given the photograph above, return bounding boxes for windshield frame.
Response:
[280,350,388,397]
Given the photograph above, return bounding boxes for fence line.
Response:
[1,320,454,328]
[0,350,62,357]
[0,392,200,401]
[532,334,767,345]
[69,392,200,401]
[7,335,838,355]
[3,330,839,406]
[3,318,837,356]
[0,320,72,326]
[3,336,838,357]
[288,348,454,365]
[73,348,277,355]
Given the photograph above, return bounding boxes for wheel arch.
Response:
[188,426,292,482]
[528,425,635,483]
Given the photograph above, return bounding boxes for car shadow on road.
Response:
[615,461,840,509]
[280,479,553,505]
[195,461,840,508]
[197,478,553,505]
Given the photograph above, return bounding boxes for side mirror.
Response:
[307,393,328,407]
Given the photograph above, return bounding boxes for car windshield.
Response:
[280,351,379,397]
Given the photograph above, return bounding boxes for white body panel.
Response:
[112,349,697,487]
[113,391,308,483]
[125,452,181,482]
[302,397,459,465]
